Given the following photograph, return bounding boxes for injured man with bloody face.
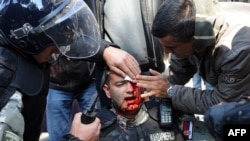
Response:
[97,70,185,141]
[104,73,144,119]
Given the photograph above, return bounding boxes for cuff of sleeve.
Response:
[100,40,120,58]
[167,85,174,98]
[94,40,120,65]
[63,133,82,141]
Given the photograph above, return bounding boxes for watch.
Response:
[167,86,174,98]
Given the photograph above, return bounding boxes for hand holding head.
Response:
[103,47,141,79]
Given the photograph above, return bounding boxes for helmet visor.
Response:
[43,0,101,59]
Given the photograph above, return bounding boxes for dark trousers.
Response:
[22,92,47,141]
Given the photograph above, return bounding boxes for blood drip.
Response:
[124,83,143,111]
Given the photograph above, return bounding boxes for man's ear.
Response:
[103,84,111,99]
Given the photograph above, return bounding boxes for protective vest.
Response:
[0,46,48,109]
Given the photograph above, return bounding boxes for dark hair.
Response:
[152,0,196,42]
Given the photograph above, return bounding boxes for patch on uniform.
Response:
[149,132,175,141]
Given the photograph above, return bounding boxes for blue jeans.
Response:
[192,72,213,90]
[46,82,100,141]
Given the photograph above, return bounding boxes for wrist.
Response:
[101,40,120,60]
[103,46,111,60]
[63,133,82,141]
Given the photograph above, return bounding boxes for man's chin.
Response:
[123,104,141,113]
[129,104,140,110]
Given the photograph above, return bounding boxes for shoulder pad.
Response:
[0,47,45,96]
[0,47,17,87]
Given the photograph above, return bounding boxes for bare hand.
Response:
[103,47,141,79]
[50,60,63,78]
[70,113,101,141]
[136,69,170,98]
[49,55,69,78]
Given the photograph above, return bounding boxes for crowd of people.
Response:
[0,0,250,141]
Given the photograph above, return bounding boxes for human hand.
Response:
[136,69,170,98]
[103,47,141,79]
[49,55,68,78]
[50,59,63,78]
[70,112,101,141]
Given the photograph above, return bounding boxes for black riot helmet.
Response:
[0,0,101,59]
